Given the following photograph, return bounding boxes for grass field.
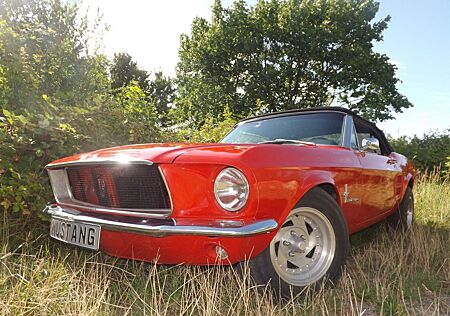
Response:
[1,173,449,315]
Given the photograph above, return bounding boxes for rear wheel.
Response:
[245,187,349,298]
[387,187,414,230]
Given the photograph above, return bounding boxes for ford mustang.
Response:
[42,107,415,297]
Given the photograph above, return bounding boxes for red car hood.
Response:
[46,143,258,167]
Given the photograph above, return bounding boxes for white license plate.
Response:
[50,219,101,250]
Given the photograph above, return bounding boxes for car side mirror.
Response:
[361,137,380,152]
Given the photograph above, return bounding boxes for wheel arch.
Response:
[403,173,414,199]
[407,176,414,189]
[317,183,341,207]
[276,175,343,229]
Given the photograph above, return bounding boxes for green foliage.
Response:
[0,108,85,215]
[0,0,165,217]
[110,52,150,92]
[0,0,109,112]
[389,131,450,173]
[176,0,412,127]
[177,106,238,143]
[0,0,105,216]
[110,53,175,125]
[147,71,175,126]
[114,81,161,142]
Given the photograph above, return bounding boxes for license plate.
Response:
[50,219,101,250]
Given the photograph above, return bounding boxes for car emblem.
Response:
[343,184,360,204]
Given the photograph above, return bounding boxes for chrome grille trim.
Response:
[47,159,173,218]
[46,158,154,169]
[158,165,173,213]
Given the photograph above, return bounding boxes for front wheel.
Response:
[245,187,349,298]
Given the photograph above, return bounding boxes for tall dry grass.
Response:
[1,173,449,315]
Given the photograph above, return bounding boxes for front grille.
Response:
[66,164,171,210]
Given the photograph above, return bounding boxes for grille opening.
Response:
[66,164,171,210]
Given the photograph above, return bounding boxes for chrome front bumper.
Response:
[42,205,278,238]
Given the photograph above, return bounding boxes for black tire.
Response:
[243,187,349,298]
[387,187,414,230]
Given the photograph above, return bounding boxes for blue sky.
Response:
[374,0,450,137]
[87,0,450,137]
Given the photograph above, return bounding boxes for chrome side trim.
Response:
[43,205,278,237]
[342,114,354,149]
[46,158,154,169]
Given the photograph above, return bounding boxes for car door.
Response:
[352,118,401,222]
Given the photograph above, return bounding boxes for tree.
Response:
[110,52,150,92]
[176,0,412,126]
[114,81,161,142]
[110,54,175,125]
[147,71,175,125]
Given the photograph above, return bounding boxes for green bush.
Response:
[389,131,450,174]
[0,0,166,218]
[0,96,166,217]
[0,108,85,215]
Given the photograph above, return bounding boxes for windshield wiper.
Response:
[258,139,316,146]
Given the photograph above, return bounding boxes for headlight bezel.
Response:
[213,167,250,212]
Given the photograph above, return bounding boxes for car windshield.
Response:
[221,112,344,146]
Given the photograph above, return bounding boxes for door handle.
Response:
[387,158,397,165]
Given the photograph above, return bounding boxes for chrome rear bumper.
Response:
[42,204,278,238]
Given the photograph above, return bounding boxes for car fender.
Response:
[275,170,340,228]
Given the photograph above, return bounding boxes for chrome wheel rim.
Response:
[270,207,336,286]
[406,196,414,229]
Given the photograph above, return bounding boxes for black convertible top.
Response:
[239,106,393,153]
[240,106,364,123]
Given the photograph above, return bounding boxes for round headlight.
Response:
[214,167,249,212]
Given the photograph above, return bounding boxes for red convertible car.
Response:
[43,107,415,297]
